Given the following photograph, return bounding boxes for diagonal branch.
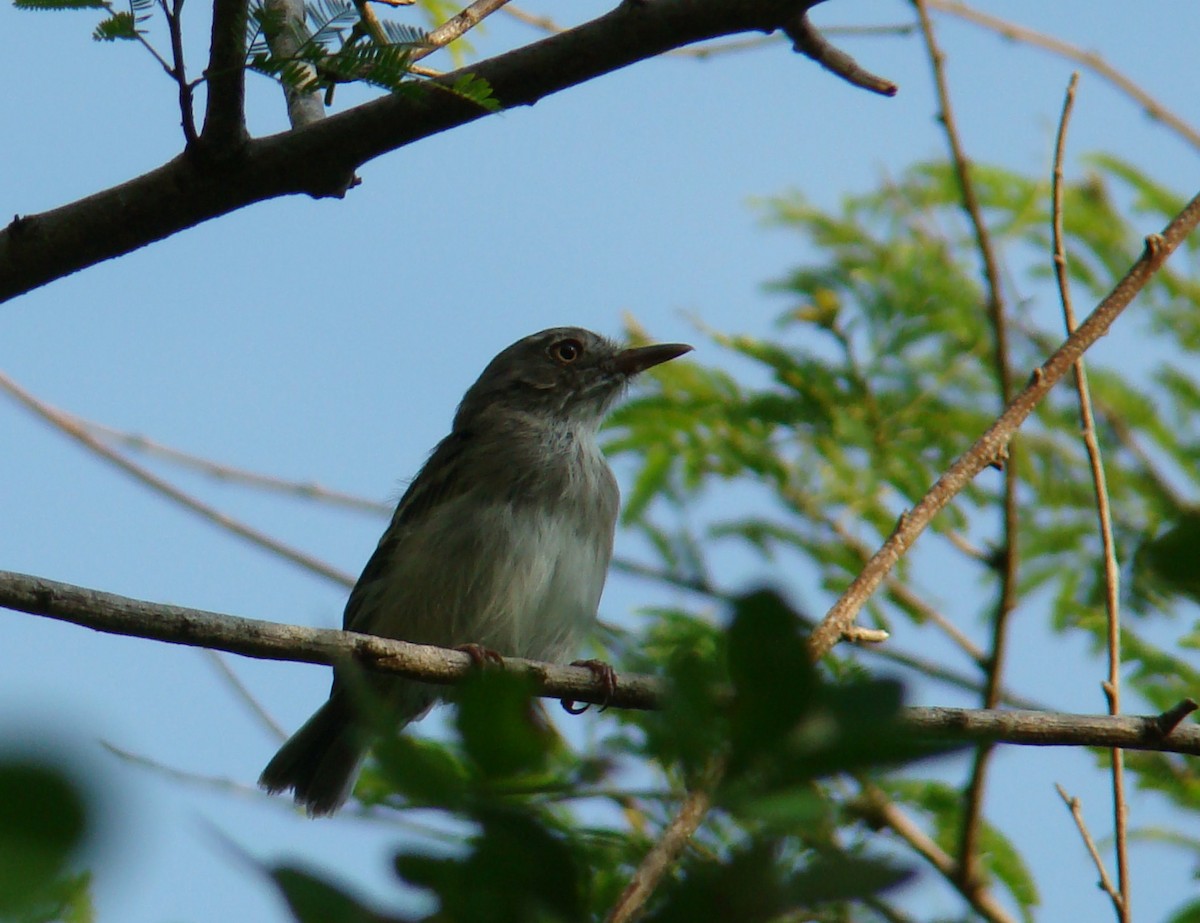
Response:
[1,0,871,303]
[0,370,356,588]
[806,186,1200,661]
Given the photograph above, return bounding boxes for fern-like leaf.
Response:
[321,42,412,91]
[304,0,358,49]
[380,20,428,47]
[448,72,500,112]
[93,10,137,39]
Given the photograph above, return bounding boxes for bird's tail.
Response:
[259,695,366,817]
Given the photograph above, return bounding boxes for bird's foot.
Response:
[560,659,618,715]
[455,643,505,668]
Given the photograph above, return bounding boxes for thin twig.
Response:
[823,513,987,665]
[927,0,1200,153]
[411,0,513,63]
[604,757,724,923]
[912,0,1019,882]
[501,4,914,60]
[854,785,1019,923]
[1051,71,1130,923]
[205,650,288,741]
[81,418,390,515]
[1154,699,1198,735]
[162,0,198,145]
[1055,784,1124,909]
[108,0,176,78]
[0,371,355,588]
[783,11,897,96]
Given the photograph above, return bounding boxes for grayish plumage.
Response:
[259,327,691,815]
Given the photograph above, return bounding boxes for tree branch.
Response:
[264,0,327,128]
[0,0,863,303]
[3,568,1199,757]
[201,0,251,149]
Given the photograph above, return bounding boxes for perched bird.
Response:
[260,327,692,815]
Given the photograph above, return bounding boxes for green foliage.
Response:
[91,10,136,40]
[0,758,95,922]
[272,866,403,923]
[19,0,496,109]
[602,156,1200,920]
[271,594,953,923]
[446,72,501,112]
[243,0,499,105]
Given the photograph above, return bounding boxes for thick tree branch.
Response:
[0,0,858,303]
[3,569,1199,756]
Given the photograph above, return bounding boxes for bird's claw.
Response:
[560,659,618,715]
[456,643,505,668]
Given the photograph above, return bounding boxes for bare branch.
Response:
[604,757,724,923]
[853,785,1019,923]
[4,568,1199,756]
[0,569,660,711]
[1051,71,1130,923]
[0,370,356,588]
[413,0,514,63]
[1055,783,1125,911]
[927,0,1200,153]
[783,11,897,96]
[163,0,198,145]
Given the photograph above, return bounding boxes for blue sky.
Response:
[2,1,1199,920]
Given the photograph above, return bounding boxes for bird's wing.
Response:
[341,430,474,632]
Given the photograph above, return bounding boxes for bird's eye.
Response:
[551,338,584,364]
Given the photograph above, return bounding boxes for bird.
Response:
[259,326,692,815]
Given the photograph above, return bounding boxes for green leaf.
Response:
[271,866,405,923]
[1134,508,1200,604]
[369,734,469,808]
[455,669,547,781]
[725,589,818,773]
[92,11,137,40]
[647,840,911,923]
[447,72,500,111]
[395,809,584,923]
[0,761,90,918]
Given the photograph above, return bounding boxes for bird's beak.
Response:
[613,342,693,376]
